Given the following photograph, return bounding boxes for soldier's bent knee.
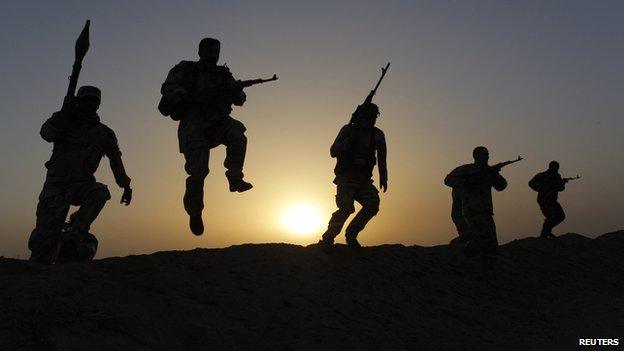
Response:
[89,186,111,203]
[337,204,356,215]
[363,204,380,216]
[227,120,247,141]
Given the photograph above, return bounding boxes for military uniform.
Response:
[29,103,131,263]
[444,164,507,270]
[529,170,566,237]
[321,123,387,245]
[161,60,247,216]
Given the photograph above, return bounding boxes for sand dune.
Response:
[1,231,623,350]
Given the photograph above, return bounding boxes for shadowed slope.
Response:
[1,231,623,350]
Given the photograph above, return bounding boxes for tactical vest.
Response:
[334,125,377,179]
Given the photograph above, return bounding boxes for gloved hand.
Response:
[121,186,132,206]
[380,179,388,193]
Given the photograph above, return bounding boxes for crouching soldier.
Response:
[29,86,132,263]
[318,102,388,252]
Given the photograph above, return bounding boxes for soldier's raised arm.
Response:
[377,130,388,192]
[40,111,71,143]
[330,125,351,158]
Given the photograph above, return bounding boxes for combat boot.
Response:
[228,178,253,193]
[540,232,556,239]
[190,214,204,235]
[318,238,334,253]
[345,235,362,253]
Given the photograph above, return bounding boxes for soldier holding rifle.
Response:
[319,63,390,253]
[445,148,521,278]
[158,38,278,235]
[529,161,580,239]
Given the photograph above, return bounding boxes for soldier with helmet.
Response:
[29,85,133,263]
[318,64,390,252]
[318,102,388,252]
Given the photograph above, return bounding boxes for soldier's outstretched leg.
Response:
[344,185,380,252]
[222,118,252,192]
[28,186,71,263]
[320,186,356,251]
[183,146,210,235]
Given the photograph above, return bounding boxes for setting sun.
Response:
[280,202,325,236]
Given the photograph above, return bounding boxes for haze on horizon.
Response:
[1,0,622,258]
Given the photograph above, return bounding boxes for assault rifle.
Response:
[349,63,390,124]
[490,156,523,172]
[235,74,278,89]
[196,74,279,98]
[563,175,581,182]
[363,62,390,105]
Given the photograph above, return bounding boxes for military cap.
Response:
[76,86,101,101]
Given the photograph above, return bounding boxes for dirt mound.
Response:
[1,231,623,350]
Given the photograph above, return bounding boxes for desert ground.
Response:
[1,231,623,350]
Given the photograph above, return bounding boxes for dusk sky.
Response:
[1,0,622,258]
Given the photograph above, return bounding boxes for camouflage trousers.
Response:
[539,200,565,235]
[29,181,110,263]
[322,182,380,242]
[464,214,498,270]
[182,117,247,216]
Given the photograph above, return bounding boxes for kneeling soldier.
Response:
[29,86,132,263]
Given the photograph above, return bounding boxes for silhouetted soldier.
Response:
[529,161,577,238]
[318,103,388,252]
[159,38,275,235]
[29,20,132,263]
[444,147,508,277]
[29,86,133,263]
[318,63,390,253]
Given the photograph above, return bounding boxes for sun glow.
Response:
[280,202,325,236]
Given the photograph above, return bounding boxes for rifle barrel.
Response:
[372,62,391,94]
